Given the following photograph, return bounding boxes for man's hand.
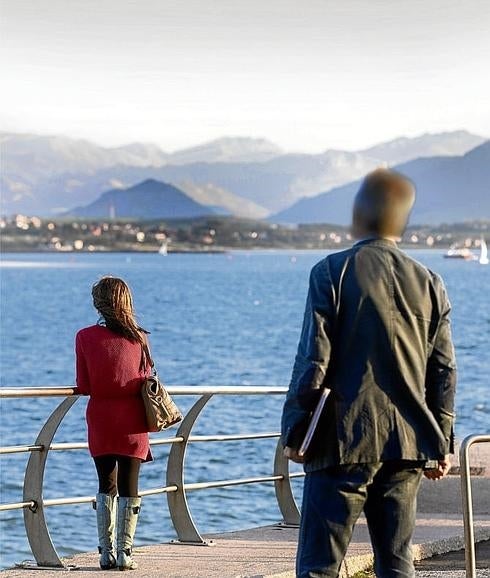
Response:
[284,446,305,464]
[424,455,451,480]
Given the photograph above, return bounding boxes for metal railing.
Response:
[460,434,490,578]
[0,385,302,568]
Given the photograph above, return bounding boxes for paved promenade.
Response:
[2,472,489,578]
[2,514,490,578]
[2,443,488,577]
[415,539,490,577]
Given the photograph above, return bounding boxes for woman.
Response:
[75,276,152,571]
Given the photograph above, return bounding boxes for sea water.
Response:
[0,250,489,568]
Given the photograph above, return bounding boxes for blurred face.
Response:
[351,172,415,239]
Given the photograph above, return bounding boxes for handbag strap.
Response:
[141,340,156,375]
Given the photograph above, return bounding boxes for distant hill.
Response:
[168,136,283,164]
[176,180,269,219]
[360,130,485,165]
[1,130,486,217]
[67,179,220,219]
[0,132,169,179]
[0,133,281,177]
[272,141,490,225]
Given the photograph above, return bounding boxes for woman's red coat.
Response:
[75,324,151,461]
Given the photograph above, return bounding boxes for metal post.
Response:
[166,394,214,544]
[23,396,79,567]
[460,434,490,578]
[273,438,301,525]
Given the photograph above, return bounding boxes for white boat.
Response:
[444,245,476,260]
[158,241,168,256]
[479,237,489,265]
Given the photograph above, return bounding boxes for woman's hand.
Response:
[284,446,305,464]
[424,455,451,480]
[73,386,88,395]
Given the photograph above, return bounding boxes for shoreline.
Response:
[2,217,488,256]
[0,245,466,255]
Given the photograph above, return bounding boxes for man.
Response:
[281,168,457,578]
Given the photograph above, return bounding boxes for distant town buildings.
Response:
[0,214,488,253]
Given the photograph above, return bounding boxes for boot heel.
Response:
[117,548,138,570]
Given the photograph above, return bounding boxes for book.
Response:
[297,388,331,458]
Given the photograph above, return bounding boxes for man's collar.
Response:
[354,237,398,248]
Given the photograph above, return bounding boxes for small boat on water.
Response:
[158,240,168,256]
[444,245,476,260]
[479,237,489,265]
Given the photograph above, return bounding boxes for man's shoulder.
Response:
[311,247,356,275]
[312,243,444,272]
[312,245,446,293]
[395,249,445,288]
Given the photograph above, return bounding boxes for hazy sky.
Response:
[1,0,489,152]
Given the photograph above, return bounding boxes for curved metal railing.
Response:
[0,386,302,568]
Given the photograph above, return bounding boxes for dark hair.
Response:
[352,168,416,239]
[92,276,149,369]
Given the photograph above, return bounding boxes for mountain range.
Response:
[1,130,486,218]
[68,179,220,219]
[273,141,490,225]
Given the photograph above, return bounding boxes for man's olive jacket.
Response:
[281,239,457,473]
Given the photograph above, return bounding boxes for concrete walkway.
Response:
[415,538,490,572]
[2,514,490,578]
[3,447,489,578]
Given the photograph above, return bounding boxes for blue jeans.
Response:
[297,461,424,578]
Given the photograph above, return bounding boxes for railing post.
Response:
[23,396,79,567]
[166,394,214,544]
[273,438,301,525]
[460,433,490,578]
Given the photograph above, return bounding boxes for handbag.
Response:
[140,343,183,432]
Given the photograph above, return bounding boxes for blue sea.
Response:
[0,250,489,569]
